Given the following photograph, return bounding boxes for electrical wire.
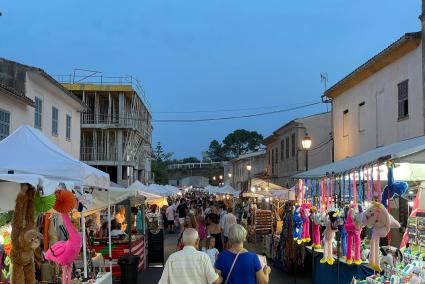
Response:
[153,101,319,114]
[153,102,322,123]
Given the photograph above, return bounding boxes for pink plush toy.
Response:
[300,203,311,243]
[44,213,82,284]
[310,206,322,249]
[345,204,364,265]
[320,210,339,265]
[363,202,400,272]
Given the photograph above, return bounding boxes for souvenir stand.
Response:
[0,125,111,284]
[292,136,425,284]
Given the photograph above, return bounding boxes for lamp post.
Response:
[301,134,312,171]
[228,173,232,187]
[246,164,252,193]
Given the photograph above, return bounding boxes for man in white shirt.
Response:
[159,228,222,284]
[166,204,176,233]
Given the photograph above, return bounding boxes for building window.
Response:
[343,109,349,137]
[268,150,271,165]
[34,97,42,129]
[271,149,275,174]
[398,80,408,120]
[358,102,366,132]
[275,147,278,164]
[291,134,296,157]
[0,108,10,141]
[52,106,58,136]
[280,140,284,160]
[66,115,71,141]
[285,137,289,159]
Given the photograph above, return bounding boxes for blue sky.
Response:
[0,1,421,158]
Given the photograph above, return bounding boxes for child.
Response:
[203,236,219,266]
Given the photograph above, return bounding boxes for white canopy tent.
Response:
[0,125,110,279]
[128,181,165,200]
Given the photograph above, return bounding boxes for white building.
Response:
[224,150,266,191]
[324,32,422,161]
[263,112,332,187]
[0,58,84,158]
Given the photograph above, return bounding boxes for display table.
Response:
[92,235,145,279]
[94,272,112,284]
[74,253,106,271]
[305,246,375,284]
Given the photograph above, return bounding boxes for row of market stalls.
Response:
[287,136,425,283]
[0,125,182,284]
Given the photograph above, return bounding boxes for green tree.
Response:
[207,139,226,162]
[151,142,173,184]
[222,129,263,158]
[179,157,201,163]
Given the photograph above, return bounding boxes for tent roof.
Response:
[0,125,109,188]
[128,181,163,199]
[293,135,425,179]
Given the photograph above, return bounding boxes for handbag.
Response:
[224,250,243,284]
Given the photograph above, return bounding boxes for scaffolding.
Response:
[57,70,152,185]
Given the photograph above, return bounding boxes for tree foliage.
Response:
[206,129,264,161]
[151,142,173,184]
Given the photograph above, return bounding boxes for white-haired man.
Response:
[159,228,222,284]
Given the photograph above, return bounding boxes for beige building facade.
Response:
[0,58,84,158]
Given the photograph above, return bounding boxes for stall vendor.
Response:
[115,207,127,231]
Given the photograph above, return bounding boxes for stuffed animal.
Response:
[363,202,400,272]
[300,203,311,243]
[10,184,40,284]
[292,204,303,244]
[345,204,364,265]
[310,206,322,249]
[320,210,340,265]
[337,210,347,259]
[44,213,82,284]
[381,161,408,208]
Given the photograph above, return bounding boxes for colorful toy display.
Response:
[345,204,364,265]
[363,202,401,272]
[292,204,303,245]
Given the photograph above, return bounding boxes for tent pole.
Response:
[81,208,88,279]
[108,189,112,272]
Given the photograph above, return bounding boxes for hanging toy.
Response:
[345,204,364,265]
[300,203,311,243]
[53,190,77,214]
[320,209,340,265]
[337,209,347,259]
[292,204,303,244]
[44,213,82,284]
[381,161,408,208]
[310,206,322,249]
[362,202,400,272]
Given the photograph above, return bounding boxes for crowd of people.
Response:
[159,192,271,284]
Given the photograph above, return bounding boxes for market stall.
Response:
[291,136,425,284]
[0,125,111,283]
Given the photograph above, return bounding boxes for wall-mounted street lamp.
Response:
[302,134,312,171]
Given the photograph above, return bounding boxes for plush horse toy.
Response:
[300,203,311,243]
[320,209,340,265]
[310,206,322,249]
[44,213,82,284]
[363,202,400,272]
[292,204,303,244]
[345,204,364,265]
[381,162,408,208]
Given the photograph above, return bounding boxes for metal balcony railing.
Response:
[168,162,224,170]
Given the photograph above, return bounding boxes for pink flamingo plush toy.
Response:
[345,204,364,265]
[44,213,82,284]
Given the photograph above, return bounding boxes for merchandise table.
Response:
[305,246,375,284]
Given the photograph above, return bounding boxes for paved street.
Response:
[138,231,311,284]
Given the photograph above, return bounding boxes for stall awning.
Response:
[293,135,425,179]
[0,125,109,188]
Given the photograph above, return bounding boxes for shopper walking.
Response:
[177,199,188,232]
[206,214,224,252]
[215,224,271,284]
[166,204,176,233]
[159,228,223,284]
